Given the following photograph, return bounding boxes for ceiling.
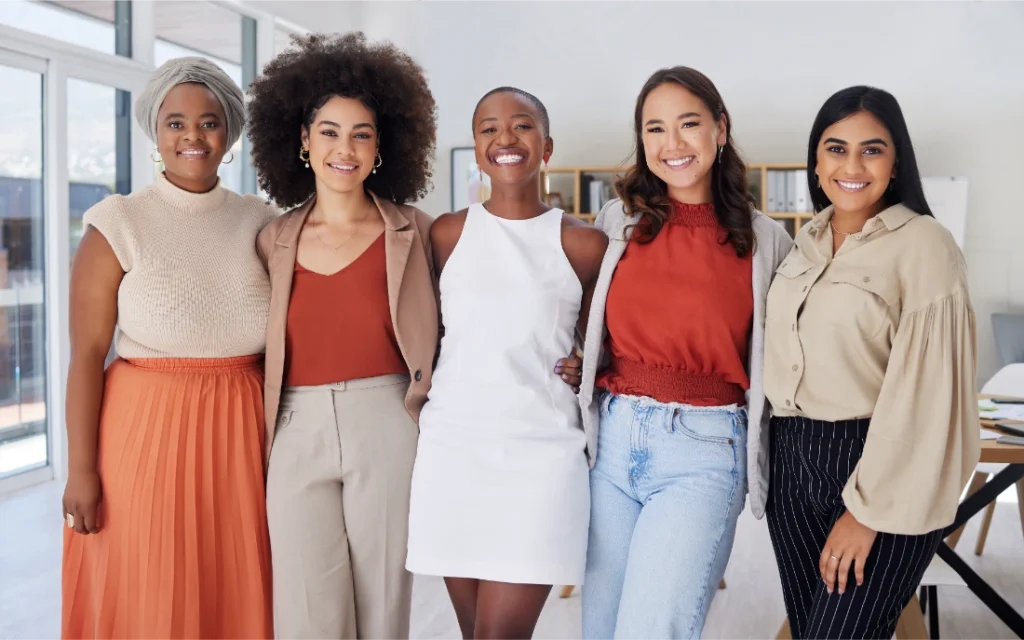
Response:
[45,0,245,64]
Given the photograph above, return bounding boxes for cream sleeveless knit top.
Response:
[83,172,278,359]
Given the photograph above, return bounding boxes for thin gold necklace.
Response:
[313,202,374,252]
[830,219,864,237]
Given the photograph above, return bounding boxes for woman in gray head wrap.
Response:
[61,55,276,639]
[134,56,245,193]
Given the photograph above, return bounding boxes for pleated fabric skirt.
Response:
[62,356,273,639]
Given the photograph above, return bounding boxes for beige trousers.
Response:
[266,374,417,639]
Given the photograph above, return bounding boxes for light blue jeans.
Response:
[582,392,747,639]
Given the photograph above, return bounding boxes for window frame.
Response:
[0,0,298,494]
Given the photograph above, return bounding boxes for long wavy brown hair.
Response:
[617,67,755,256]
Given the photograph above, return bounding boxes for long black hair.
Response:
[807,86,933,217]
[617,66,755,256]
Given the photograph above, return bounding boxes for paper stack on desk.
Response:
[979,399,1024,422]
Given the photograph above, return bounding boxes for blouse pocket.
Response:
[824,266,900,338]
[775,252,815,280]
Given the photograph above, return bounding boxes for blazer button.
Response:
[414,370,422,382]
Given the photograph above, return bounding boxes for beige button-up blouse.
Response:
[765,203,980,535]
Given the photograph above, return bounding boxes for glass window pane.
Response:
[0,1,128,57]
[155,1,256,194]
[0,64,48,478]
[68,79,132,257]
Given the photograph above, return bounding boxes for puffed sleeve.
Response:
[82,196,134,271]
[842,246,980,535]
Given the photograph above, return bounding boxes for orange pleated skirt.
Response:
[62,356,272,639]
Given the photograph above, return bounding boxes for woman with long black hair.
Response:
[763,85,980,639]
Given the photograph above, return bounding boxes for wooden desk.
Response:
[979,438,1024,464]
[934,413,1024,636]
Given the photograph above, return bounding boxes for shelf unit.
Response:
[542,162,816,236]
[747,163,815,236]
[541,166,629,225]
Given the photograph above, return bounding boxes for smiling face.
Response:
[473,91,552,189]
[814,110,896,216]
[301,95,378,196]
[640,81,726,203]
[156,82,228,192]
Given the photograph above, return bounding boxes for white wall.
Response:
[244,0,360,34]
[260,1,1024,381]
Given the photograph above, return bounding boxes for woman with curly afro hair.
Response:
[246,32,439,638]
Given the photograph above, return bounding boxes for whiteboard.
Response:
[921,176,969,249]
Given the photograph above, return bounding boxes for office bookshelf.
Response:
[541,165,628,225]
[541,163,815,236]
[747,163,815,236]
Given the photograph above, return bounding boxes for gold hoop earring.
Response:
[221,152,234,165]
[372,153,382,175]
[299,147,310,169]
[151,147,162,163]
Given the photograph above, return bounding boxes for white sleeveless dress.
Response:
[406,203,590,585]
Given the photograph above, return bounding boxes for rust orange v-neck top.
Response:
[596,201,754,406]
[284,233,406,386]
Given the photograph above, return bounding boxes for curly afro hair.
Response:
[247,32,437,208]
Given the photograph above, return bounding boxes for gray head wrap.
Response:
[135,56,245,147]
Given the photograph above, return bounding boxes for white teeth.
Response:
[329,163,357,171]
[665,157,693,167]
[837,180,868,190]
[495,154,524,165]
[180,150,206,156]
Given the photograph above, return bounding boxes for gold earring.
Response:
[299,147,310,168]
[373,153,382,175]
[151,147,162,163]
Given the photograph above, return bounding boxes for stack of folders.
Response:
[765,170,813,213]
[579,175,611,214]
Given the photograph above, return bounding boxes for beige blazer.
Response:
[255,191,438,467]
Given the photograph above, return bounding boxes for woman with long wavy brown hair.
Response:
[570,66,793,638]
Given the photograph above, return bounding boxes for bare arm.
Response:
[557,218,609,391]
[428,210,468,277]
[63,228,123,534]
[562,217,609,339]
[427,211,467,345]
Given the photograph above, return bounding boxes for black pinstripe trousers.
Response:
[766,416,944,640]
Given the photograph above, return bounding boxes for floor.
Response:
[1,481,1021,639]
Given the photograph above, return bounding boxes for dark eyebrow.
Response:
[643,112,700,127]
[824,136,889,147]
[164,112,219,120]
[318,120,374,130]
[477,113,536,127]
